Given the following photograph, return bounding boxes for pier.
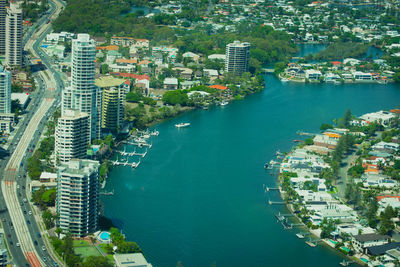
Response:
[111,159,141,168]
[296,130,317,136]
[268,200,286,205]
[100,190,114,196]
[117,148,148,158]
[124,140,153,148]
[265,187,279,192]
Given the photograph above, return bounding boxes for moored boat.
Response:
[175,122,191,128]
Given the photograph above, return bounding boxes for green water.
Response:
[102,76,400,266]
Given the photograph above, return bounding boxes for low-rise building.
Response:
[353,233,390,253]
[114,253,152,267]
[305,69,322,80]
[163,78,178,90]
[360,111,396,127]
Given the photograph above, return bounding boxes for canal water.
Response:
[102,75,400,266]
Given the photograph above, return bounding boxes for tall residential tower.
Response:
[225,40,250,75]
[0,66,11,114]
[62,34,101,140]
[55,110,90,164]
[0,0,6,54]
[56,159,100,237]
[6,2,23,66]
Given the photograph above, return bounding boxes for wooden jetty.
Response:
[100,190,114,196]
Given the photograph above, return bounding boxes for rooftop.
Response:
[354,233,390,243]
[95,76,126,88]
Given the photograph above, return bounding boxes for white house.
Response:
[353,233,390,253]
[305,69,322,80]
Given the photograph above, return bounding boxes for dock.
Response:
[296,130,317,136]
[117,148,148,158]
[124,140,153,148]
[340,260,354,266]
[100,190,114,196]
[268,200,286,205]
[265,187,279,192]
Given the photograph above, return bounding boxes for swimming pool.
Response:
[97,231,111,243]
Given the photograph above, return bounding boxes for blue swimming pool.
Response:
[97,231,111,243]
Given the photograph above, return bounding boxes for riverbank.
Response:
[274,109,400,266]
[101,75,400,267]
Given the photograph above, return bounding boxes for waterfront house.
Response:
[353,233,390,253]
[367,242,400,257]
[324,73,341,83]
[353,71,373,82]
[305,69,322,80]
[360,111,396,127]
[313,134,337,149]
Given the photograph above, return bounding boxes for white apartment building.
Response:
[55,110,90,164]
[56,159,100,237]
[0,66,11,114]
[225,40,250,75]
[5,2,22,66]
[62,34,101,140]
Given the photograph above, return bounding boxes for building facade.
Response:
[5,2,22,66]
[55,110,90,164]
[62,34,101,140]
[0,66,11,114]
[101,87,124,131]
[225,40,250,75]
[0,0,6,55]
[56,159,100,237]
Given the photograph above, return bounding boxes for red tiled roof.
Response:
[377,196,400,201]
[209,85,228,90]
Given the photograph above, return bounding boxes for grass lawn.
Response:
[73,240,102,259]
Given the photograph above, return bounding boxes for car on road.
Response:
[23,210,26,214]
[34,240,38,246]
[17,185,20,189]
[9,241,13,245]
[42,245,46,251]
[43,257,47,262]
[28,210,32,215]
[16,243,20,247]
[27,220,30,224]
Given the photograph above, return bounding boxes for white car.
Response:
[16,243,20,247]
[28,211,32,215]
[42,245,46,251]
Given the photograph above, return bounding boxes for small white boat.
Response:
[269,160,279,165]
[281,78,289,82]
[219,101,228,106]
[175,123,190,128]
[296,233,305,239]
[150,130,159,136]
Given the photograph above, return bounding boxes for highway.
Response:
[0,0,66,266]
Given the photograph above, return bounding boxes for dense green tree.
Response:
[83,256,113,267]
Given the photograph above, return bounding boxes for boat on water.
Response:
[264,163,269,169]
[296,233,305,239]
[219,101,229,106]
[281,78,289,82]
[150,130,159,136]
[175,122,191,128]
[269,160,279,165]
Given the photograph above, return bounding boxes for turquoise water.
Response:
[102,76,400,266]
[99,232,111,241]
